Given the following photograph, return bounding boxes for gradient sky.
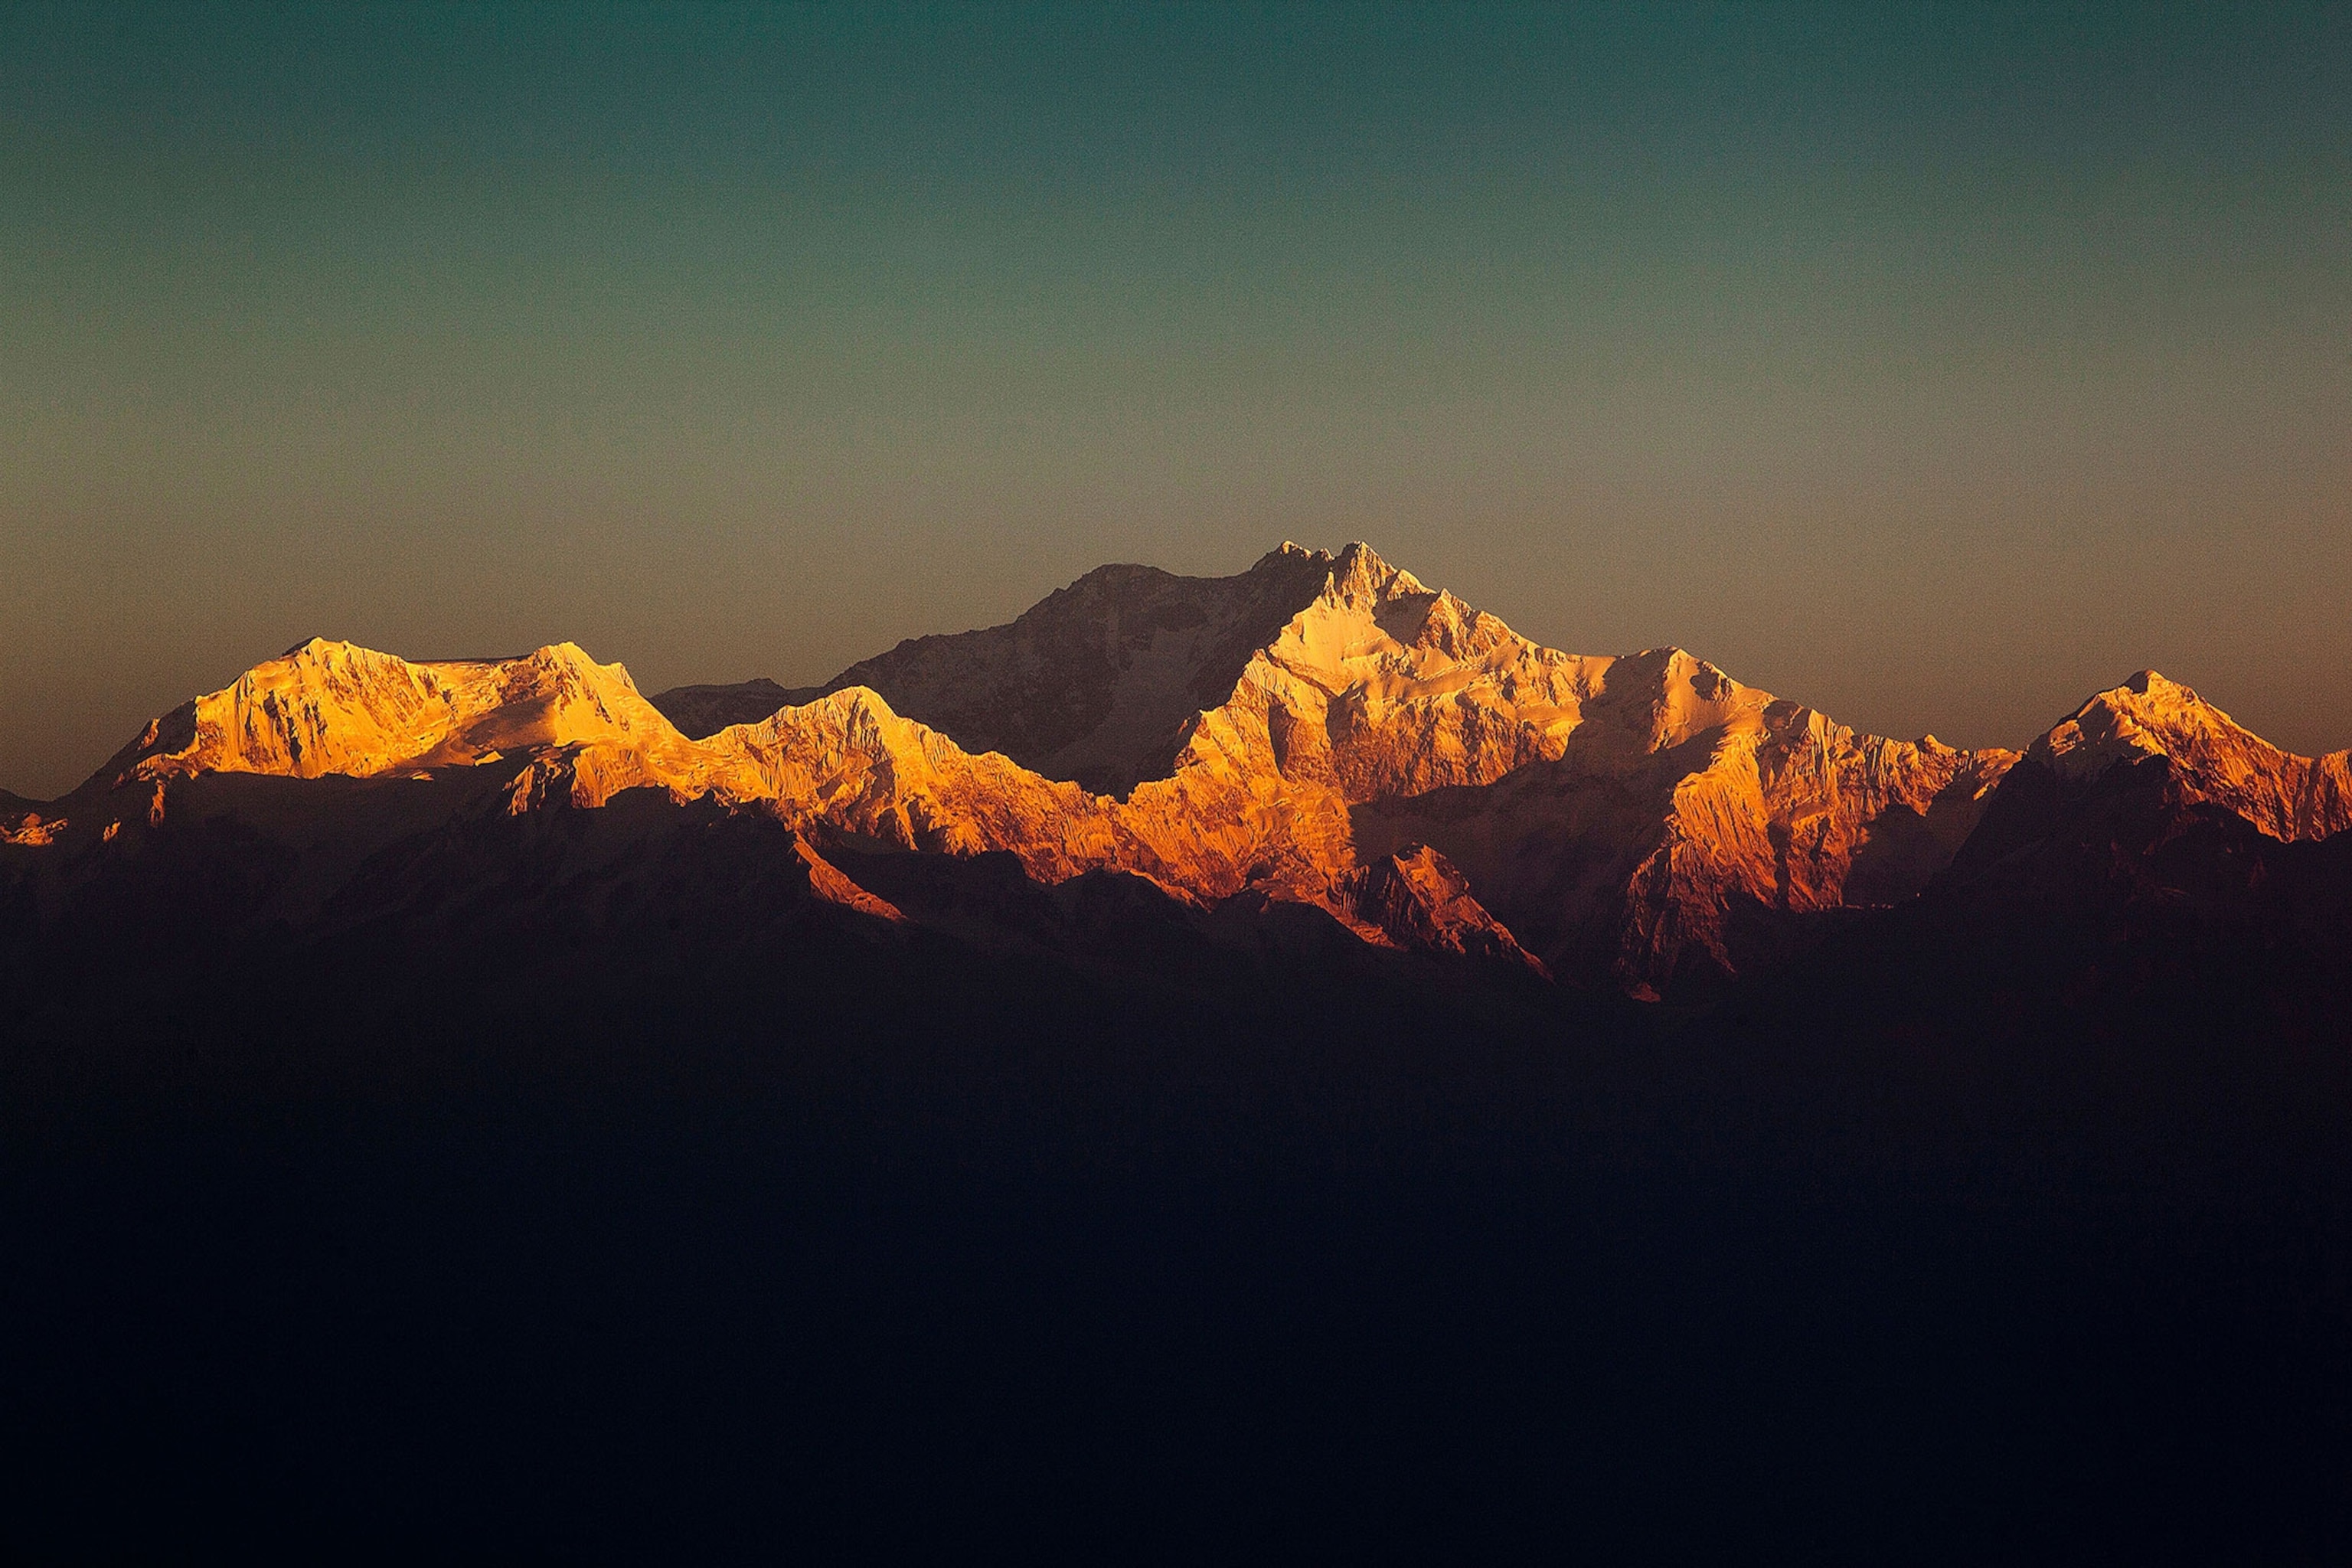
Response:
[4,3,2347,795]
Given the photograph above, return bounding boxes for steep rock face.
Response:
[1359,846,1546,975]
[1178,544,1611,803]
[63,645,1521,969]
[702,691,1125,874]
[692,541,1626,805]
[1351,653,2015,995]
[528,688,1462,959]
[651,540,1619,805]
[640,542,2021,991]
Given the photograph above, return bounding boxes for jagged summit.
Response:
[2027,669,2352,842]
[1935,670,2352,910]
[50,541,2056,995]
[99,544,2352,998]
[1318,539,1427,607]
[655,544,1342,790]
[648,541,1443,790]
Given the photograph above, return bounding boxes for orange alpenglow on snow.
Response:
[21,542,2341,996]
[2033,671,2352,842]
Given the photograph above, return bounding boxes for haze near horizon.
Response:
[5,2,2347,797]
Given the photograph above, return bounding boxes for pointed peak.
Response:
[2118,669,2197,704]
[1322,541,1426,606]
[2040,668,2276,782]
[1651,646,1713,677]
[807,684,903,724]
[2031,670,2341,838]
[2069,669,2220,727]
[515,641,647,691]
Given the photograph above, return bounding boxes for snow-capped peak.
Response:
[2032,671,2352,841]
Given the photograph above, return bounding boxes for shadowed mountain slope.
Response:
[648,676,823,740]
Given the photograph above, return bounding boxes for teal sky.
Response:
[5,3,2348,795]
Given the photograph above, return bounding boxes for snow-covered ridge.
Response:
[2037,671,2352,841]
[87,544,2316,995]
[94,638,701,787]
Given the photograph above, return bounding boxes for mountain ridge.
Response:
[18,542,2344,998]
[2029,669,2352,841]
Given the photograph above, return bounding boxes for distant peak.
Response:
[2040,668,2271,783]
[269,636,410,669]
[1067,560,1176,589]
[1247,540,1426,596]
[1253,541,1334,571]
[2030,668,2347,840]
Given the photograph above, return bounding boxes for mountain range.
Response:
[10,541,2352,1558]
[7,540,2347,1003]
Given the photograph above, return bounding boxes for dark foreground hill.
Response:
[3,798,2348,1561]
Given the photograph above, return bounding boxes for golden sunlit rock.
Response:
[2037,671,2352,841]
[44,544,2345,996]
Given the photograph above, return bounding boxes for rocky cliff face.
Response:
[1348,647,2016,995]
[656,541,1619,803]
[40,629,1509,972]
